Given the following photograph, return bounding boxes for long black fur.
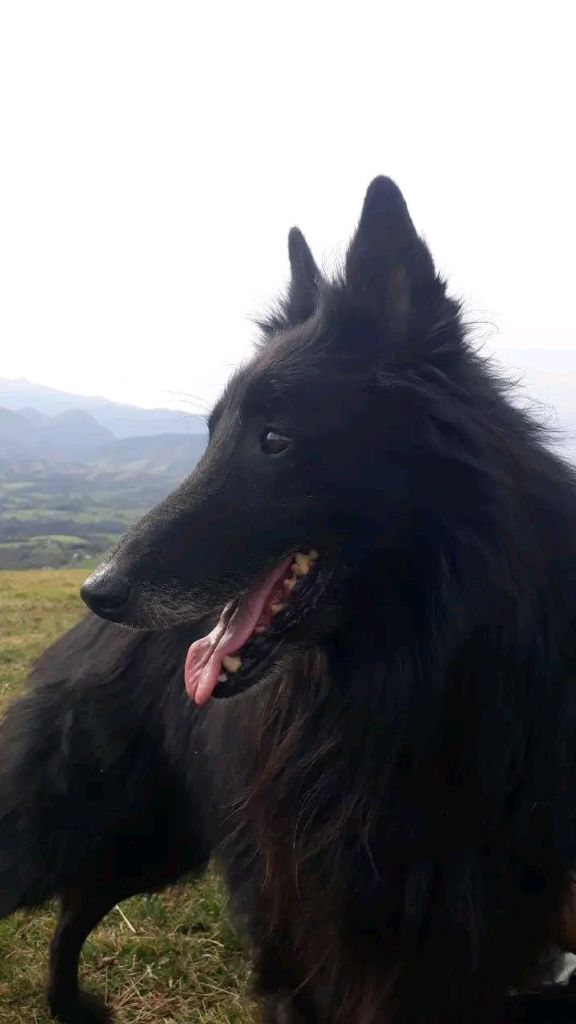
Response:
[0,616,212,1022]
[3,177,576,1024]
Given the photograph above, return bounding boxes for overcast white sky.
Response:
[0,1,575,413]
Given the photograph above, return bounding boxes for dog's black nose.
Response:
[80,569,131,617]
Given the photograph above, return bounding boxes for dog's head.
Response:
[82,177,513,704]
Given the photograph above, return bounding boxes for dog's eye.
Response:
[261,429,291,455]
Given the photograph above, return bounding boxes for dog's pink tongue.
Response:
[184,604,248,706]
[184,558,293,706]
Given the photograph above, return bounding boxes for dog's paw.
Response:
[49,989,112,1024]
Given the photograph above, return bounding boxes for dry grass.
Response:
[0,570,253,1023]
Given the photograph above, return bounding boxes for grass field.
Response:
[0,570,252,1023]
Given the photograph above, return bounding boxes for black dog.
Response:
[3,177,576,1023]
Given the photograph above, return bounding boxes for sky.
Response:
[0,1,575,416]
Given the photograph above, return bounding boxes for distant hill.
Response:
[0,373,208,471]
[0,406,114,462]
[43,409,114,457]
[18,408,52,429]
[0,377,207,438]
[0,407,207,477]
[0,407,47,460]
[95,433,207,477]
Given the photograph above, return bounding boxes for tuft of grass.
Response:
[0,570,254,1023]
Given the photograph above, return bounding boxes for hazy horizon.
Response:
[2,342,576,420]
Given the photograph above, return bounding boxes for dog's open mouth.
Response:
[184,550,322,705]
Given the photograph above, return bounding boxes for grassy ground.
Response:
[0,570,253,1023]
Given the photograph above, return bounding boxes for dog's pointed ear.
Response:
[286,227,321,326]
[255,228,321,338]
[345,177,441,335]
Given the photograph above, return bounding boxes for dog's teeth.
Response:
[270,602,287,615]
[222,655,242,673]
[217,672,228,683]
[284,577,297,592]
[254,625,266,634]
[293,553,311,576]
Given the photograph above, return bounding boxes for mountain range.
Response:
[0,376,206,436]
[0,377,207,473]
